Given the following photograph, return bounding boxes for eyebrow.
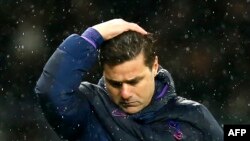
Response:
[106,76,145,85]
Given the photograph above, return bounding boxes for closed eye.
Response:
[106,76,144,88]
[107,80,122,88]
[125,76,144,86]
[127,80,139,86]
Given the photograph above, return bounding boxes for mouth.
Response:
[120,101,139,107]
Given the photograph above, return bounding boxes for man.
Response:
[35,19,223,141]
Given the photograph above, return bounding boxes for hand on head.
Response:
[92,19,148,40]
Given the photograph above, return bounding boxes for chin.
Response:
[123,107,142,114]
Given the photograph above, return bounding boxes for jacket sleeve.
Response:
[35,29,103,140]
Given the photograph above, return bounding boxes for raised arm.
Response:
[34,19,147,140]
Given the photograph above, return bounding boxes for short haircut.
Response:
[99,31,156,69]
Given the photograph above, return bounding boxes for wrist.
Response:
[81,27,104,49]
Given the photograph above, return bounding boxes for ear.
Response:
[152,56,159,77]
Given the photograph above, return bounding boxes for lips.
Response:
[120,101,139,107]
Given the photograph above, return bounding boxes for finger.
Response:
[127,23,148,35]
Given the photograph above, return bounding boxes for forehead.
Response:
[103,53,149,80]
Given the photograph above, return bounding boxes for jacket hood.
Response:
[154,65,176,99]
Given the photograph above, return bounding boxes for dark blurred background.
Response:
[0,0,250,140]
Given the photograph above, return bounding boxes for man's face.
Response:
[103,53,158,114]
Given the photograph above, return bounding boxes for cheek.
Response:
[136,80,153,97]
[106,85,120,99]
[136,79,154,98]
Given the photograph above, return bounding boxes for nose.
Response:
[120,83,132,99]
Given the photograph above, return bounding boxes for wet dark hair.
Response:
[99,31,156,69]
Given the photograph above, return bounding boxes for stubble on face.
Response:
[103,53,159,114]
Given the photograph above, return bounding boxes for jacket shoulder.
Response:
[171,96,204,114]
[175,96,201,107]
[168,96,211,125]
[169,97,223,140]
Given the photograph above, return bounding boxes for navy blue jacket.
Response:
[35,29,223,141]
